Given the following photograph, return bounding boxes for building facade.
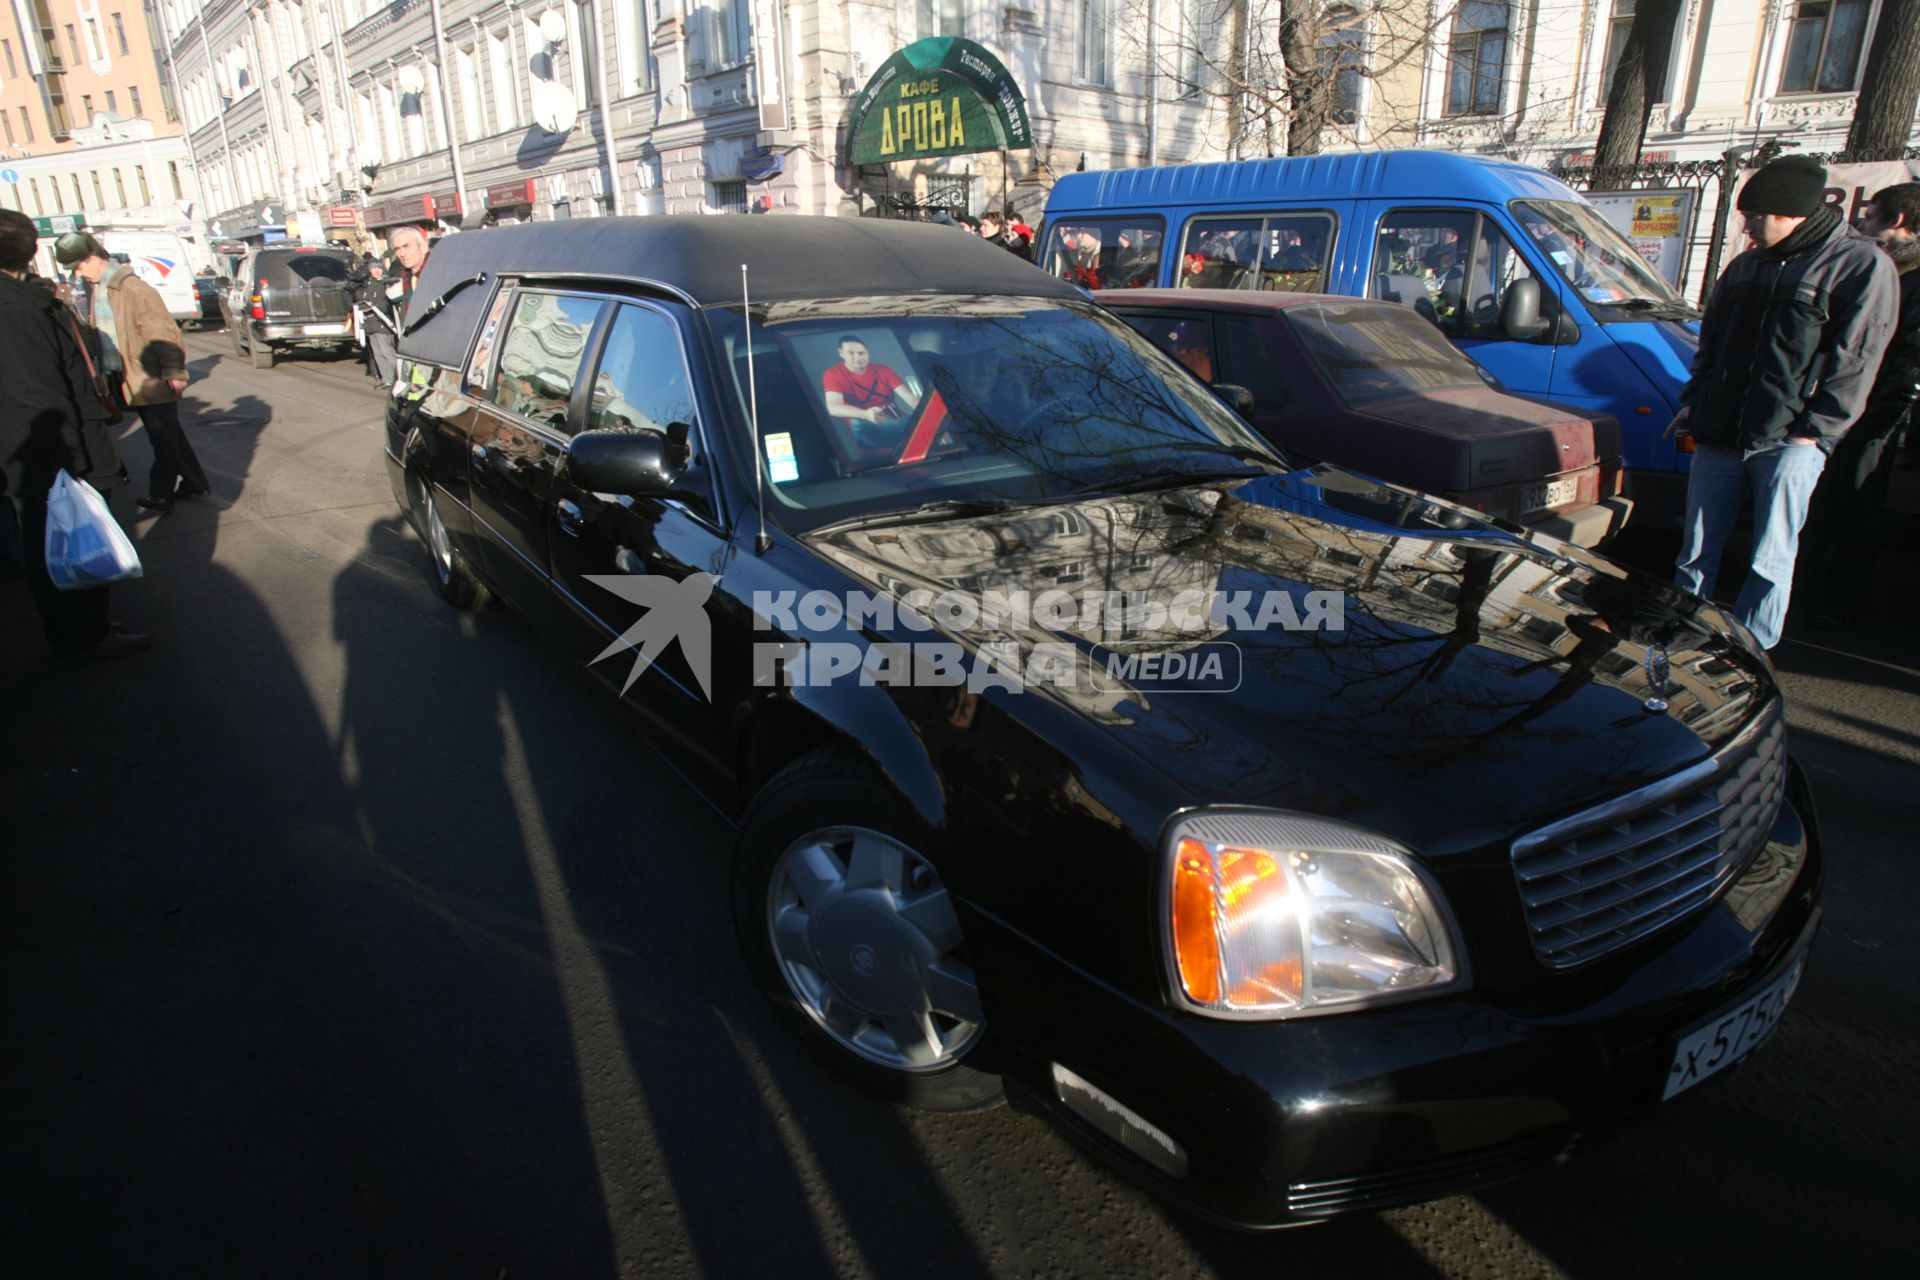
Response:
[146,1,1918,259]
[1,0,205,266]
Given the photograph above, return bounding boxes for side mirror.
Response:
[1211,382,1257,421]
[1500,278,1551,341]
[568,429,674,496]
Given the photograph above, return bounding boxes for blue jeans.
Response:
[1674,442,1827,649]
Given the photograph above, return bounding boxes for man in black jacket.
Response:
[1669,155,1898,649]
[1797,182,1920,629]
[0,209,149,659]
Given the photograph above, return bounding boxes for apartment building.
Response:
[143,1,1916,256]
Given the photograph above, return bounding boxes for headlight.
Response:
[1162,810,1462,1019]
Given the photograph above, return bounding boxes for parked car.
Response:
[386,217,1819,1228]
[1041,152,1703,526]
[1100,289,1633,546]
[221,245,357,368]
[193,273,227,328]
[97,229,201,324]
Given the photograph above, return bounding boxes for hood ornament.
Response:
[1643,644,1671,714]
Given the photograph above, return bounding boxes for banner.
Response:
[845,38,1032,165]
[1721,159,1920,259]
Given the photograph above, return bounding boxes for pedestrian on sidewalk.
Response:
[1797,182,1920,630]
[0,210,149,659]
[55,232,208,514]
[1668,155,1898,649]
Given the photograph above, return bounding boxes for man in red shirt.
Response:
[822,336,920,445]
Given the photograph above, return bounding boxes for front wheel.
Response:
[733,748,1002,1112]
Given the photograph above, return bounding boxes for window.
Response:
[712,179,748,213]
[66,25,81,66]
[614,0,653,95]
[490,292,606,430]
[570,2,600,108]
[83,94,96,120]
[1077,0,1110,85]
[488,30,518,131]
[1598,0,1636,104]
[29,177,43,215]
[1173,0,1209,98]
[136,164,150,202]
[1321,7,1366,126]
[1444,1,1507,117]
[91,171,106,207]
[917,0,965,39]
[1370,209,1477,330]
[1778,0,1871,94]
[586,306,701,476]
[1286,302,1485,404]
[1124,314,1217,382]
[113,12,129,55]
[1041,216,1167,289]
[169,160,182,199]
[1179,212,1337,292]
[106,90,118,114]
[71,175,85,209]
[19,107,32,143]
[1,113,10,145]
[113,170,127,205]
[85,17,102,61]
[1,38,14,77]
[129,85,142,116]
[710,1,750,67]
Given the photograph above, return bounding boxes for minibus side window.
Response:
[1370,210,1478,332]
[1040,217,1166,290]
[1178,213,1336,292]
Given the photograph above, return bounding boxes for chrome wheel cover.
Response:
[766,826,984,1073]
[425,491,453,586]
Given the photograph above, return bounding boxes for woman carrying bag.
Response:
[55,232,209,513]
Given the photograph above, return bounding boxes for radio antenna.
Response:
[743,262,770,555]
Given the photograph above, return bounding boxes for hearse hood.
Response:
[804,466,1773,858]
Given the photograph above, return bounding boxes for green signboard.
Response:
[32,213,90,236]
[846,37,1032,165]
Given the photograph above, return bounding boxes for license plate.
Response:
[305,323,348,335]
[1663,956,1805,1100]
[1521,475,1580,514]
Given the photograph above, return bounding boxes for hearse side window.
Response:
[466,288,516,392]
[488,291,604,431]
[585,305,699,474]
[1040,216,1166,290]
[1178,212,1335,292]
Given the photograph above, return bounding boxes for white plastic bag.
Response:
[45,469,143,591]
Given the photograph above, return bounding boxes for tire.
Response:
[230,319,246,356]
[733,747,1003,1112]
[250,343,274,369]
[420,484,486,611]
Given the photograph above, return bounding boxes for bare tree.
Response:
[1591,0,1682,181]
[1844,0,1920,160]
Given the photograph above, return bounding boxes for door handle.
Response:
[555,498,584,536]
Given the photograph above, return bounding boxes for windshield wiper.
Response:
[807,498,1013,537]
[1610,297,1697,316]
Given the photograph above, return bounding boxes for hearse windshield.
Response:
[709,298,1281,535]
[1513,199,1696,318]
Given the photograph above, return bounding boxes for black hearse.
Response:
[385,217,1820,1227]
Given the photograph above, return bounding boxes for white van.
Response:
[97,230,202,323]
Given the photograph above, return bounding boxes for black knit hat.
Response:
[1737,155,1828,217]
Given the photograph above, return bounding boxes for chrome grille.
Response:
[1511,707,1787,970]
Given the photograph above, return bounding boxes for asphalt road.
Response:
[3,329,1913,1278]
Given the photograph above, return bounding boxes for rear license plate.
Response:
[1662,956,1805,1100]
[1521,475,1580,514]
[305,323,348,336]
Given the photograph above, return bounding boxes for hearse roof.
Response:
[400,215,1079,367]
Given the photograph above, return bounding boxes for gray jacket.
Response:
[1682,215,1898,454]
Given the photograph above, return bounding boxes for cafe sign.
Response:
[845,37,1032,165]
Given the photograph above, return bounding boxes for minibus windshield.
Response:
[1513,200,1695,318]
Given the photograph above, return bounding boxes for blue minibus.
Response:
[1041,151,1703,525]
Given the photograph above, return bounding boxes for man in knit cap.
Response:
[1668,154,1897,649]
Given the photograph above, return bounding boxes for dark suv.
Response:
[223,246,357,368]
[383,216,1820,1228]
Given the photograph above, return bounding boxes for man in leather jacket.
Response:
[1669,155,1897,649]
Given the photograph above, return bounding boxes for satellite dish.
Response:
[538,9,568,45]
[531,78,576,134]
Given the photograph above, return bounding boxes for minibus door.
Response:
[1357,201,1558,402]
